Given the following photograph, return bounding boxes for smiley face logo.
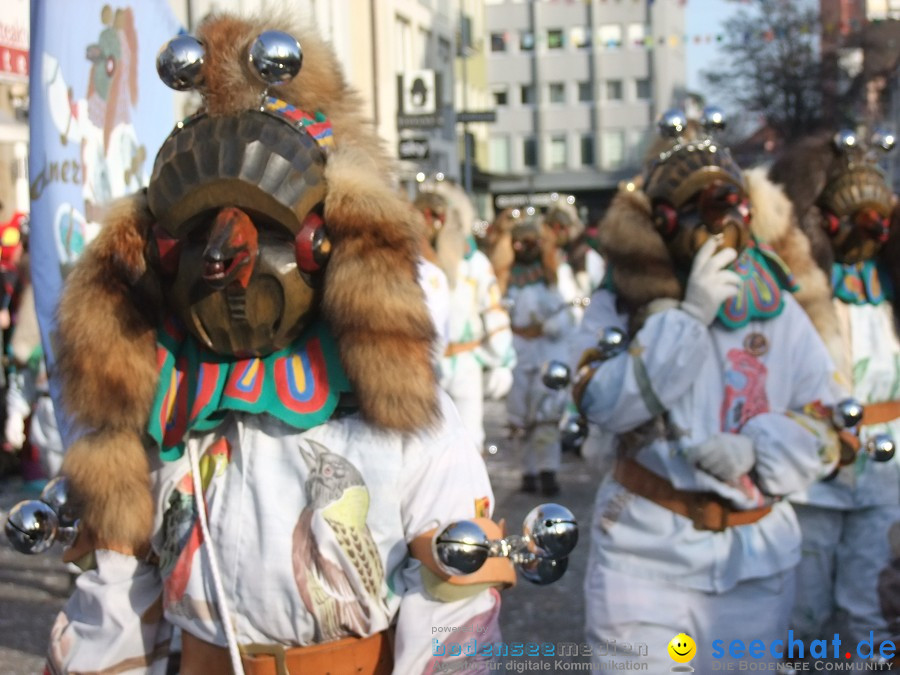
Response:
[668,633,696,663]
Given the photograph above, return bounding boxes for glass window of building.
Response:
[521,84,536,104]
[605,79,623,101]
[635,78,651,100]
[627,23,647,47]
[547,29,564,50]
[598,24,622,49]
[490,136,511,173]
[394,14,412,72]
[601,130,626,169]
[523,137,537,167]
[550,135,567,169]
[491,32,507,52]
[520,30,535,51]
[581,134,595,166]
[549,82,566,104]
[570,26,591,49]
[578,81,593,102]
[493,86,509,106]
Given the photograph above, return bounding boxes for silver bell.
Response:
[518,555,568,585]
[433,520,491,576]
[833,398,865,430]
[156,35,204,91]
[541,360,571,390]
[658,109,687,138]
[867,433,895,462]
[833,129,858,152]
[872,129,896,153]
[40,476,78,527]
[5,500,60,554]
[248,31,302,85]
[523,503,578,560]
[701,105,727,132]
[560,415,587,452]
[597,327,628,360]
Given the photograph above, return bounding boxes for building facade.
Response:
[483,0,685,219]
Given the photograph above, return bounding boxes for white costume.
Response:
[47,393,502,674]
[580,289,841,672]
[441,243,515,450]
[790,274,900,650]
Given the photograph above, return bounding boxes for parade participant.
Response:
[41,14,512,674]
[769,129,900,661]
[414,180,515,451]
[503,215,577,496]
[543,195,605,300]
[575,109,844,672]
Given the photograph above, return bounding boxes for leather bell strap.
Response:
[409,517,517,589]
[862,401,900,427]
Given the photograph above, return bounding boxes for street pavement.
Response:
[0,398,600,673]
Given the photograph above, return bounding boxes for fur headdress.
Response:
[599,113,838,360]
[416,179,474,287]
[55,13,437,551]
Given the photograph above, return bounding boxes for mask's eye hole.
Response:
[653,202,679,239]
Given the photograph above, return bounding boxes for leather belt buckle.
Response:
[689,496,729,532]
[242,643,289,675]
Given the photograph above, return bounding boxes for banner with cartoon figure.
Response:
[29,0,180,442]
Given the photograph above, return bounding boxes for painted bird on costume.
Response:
[292,440,387,642]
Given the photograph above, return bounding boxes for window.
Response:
[601,130,625,169]
[550,135,567,169]
[627,23,647,47]
[547,29,564,50]
[521,84,536,105]
[418,28,432,66]
[549,82,566,104]
[491,32,507,52]
[578,81,593,103]
[605,79,623,101]
[570,26,591,49]
[523,137,537,168]
[598,24,622,49]
[394,15,412,72]
[581,134,595,166]
[635,78,651,100]
[490,137,511,173]
[493,86,509,106]
[520,30,535,51]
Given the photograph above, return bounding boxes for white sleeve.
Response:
[580,304,712,433]
[472,252,515,370]
[47,551,172,675]
[393,394,503,674]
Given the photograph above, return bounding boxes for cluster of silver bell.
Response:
[658,106,727,139]
[156,30,302,92]
[832,398,896,462]
[833,128,896,154]
[4,477,79,554]
[542,360,571,390]
[433,504,578,585]
[544,326,629,391]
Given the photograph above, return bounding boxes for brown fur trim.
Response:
[322,146,439,431]
[597,187,681,313]
[768,132,835,222]
[62,429,153,552]
[196,13,395,178]
[55,193,159,433]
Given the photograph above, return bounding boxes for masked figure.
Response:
[543,196,605,301]
[43,14,512,675]
[573,109,845,672]
[413,180,515,451]
[769,129,900,661]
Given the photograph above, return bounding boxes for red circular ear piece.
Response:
[294,210,330,273]
[823,212,841,236]
[653,202,679,239]
[151,224,181,275]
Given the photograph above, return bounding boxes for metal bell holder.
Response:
[4,477,80,554]
[832,398,895,462]
[433,503,578,585]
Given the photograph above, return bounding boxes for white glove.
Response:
[686,432,755,483]
[484,367,514,400]
[5,414,25,450]
[680,237,741,326]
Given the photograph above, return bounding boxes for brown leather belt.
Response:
[181,629,393,675]
[863,401,900,426]
[444,340,480,357]
[613,458,772,532]
[511,324,543,339]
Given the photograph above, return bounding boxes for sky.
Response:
[685,0,743,93]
